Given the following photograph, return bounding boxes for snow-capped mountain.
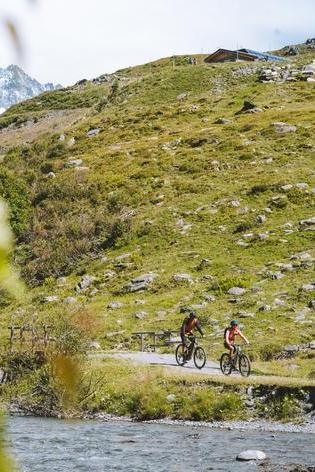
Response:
[0,64,62,111]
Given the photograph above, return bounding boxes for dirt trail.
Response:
[101,351,221,376]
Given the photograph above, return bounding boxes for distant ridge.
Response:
[0,64,62,112]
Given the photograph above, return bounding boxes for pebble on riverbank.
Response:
[236,450,266,461]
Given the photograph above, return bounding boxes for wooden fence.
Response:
[7,325,55,351]
[132,330,180,352]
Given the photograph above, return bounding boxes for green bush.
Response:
[211,393,244,421]
[264,394,302,421]
[0,169,31,238]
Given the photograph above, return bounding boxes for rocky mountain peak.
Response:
[0,64,61,112]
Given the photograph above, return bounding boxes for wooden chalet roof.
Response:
[204,48,285,63]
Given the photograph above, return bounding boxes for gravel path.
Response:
[92,351,315,386]
[100,351,221,376]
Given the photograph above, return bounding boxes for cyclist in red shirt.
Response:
[224,320,249,359]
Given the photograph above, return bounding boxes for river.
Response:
[6,417,315,471]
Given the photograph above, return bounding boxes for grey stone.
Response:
[107,301,123,309]
[75,166,89,172]
[228,298,241,304]
[173,273,193,284]
[295,307,310,321]
[258,233,270,241]
[291,251,312,261]
[308,300,315,309]
[88,341,101,350]
[177,93,188,101]
[59,134,65,141]
[300,217,315,226]
[228,287,246,296]
[166,394,176,403]
[125,273,157,292]
[47,172,56,179]
[76,274,96,291]
[245,400,255,407]
[135,299,146,305]
[190,303,207,310]
[66,159,83,168]
[304,61,315,74]
[156,310,167,318]
[296,182,309,190]
[87,128,101,137]
[236,450,266,461]
[134,311,147,320]
[57,277,67,286]
[104,270,116,280]
[257,214,266,223]
[239,100,258,113]
[273,122,297,134]
[284,344,300,353]
[215,118,231,124]
[43,295,59,303]
[131,273,157,284]
[259,304,271,312]
[300,283,315,292]
[105,330,125,338]
[237,311,255,319]
[275,263,293,272]
[63,297,77,305]
[281,184,293,191]
[266,271,284,280]
[309,341,315,349]
[198,258,210,268]
[246,107,263,113]
[273,298,286,307]
[67,137,76,146]
[115,253,132,261]
[204,294,216,302]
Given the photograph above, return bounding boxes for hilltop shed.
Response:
[204,48,285,63]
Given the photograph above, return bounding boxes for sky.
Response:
[0,0,314,86]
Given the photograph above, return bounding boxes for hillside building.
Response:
[204,48,285,63]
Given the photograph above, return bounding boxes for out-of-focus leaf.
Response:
[4,19,23,58]
[53,355,79,407]
[0,415,15,472]
[0,201,25,299]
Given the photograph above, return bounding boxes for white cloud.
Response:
[0,0,314,85]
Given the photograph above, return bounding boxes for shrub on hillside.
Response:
[0,169,31,238]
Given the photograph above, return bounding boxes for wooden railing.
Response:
[7,325,55,351]
[132,330,180,352]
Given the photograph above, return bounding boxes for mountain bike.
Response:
[220,345,251,377]
[175,336,206,369]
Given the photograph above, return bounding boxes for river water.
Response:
[7,417,315,471]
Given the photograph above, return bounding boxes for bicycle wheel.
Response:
[239,354,251,377]
[193,346,206,369]
[220,353,232,376]
[175,344,187,366]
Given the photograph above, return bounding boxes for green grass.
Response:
[3,357,312,421]
[0,48,314,371]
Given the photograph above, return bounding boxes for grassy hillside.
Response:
[0,47,314,366]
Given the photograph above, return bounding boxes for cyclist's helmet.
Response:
[230,320,238,326]
[189,311,197,318]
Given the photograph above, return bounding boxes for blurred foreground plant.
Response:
[0,201,21,470]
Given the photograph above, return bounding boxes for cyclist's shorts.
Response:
[224,341,236,352]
